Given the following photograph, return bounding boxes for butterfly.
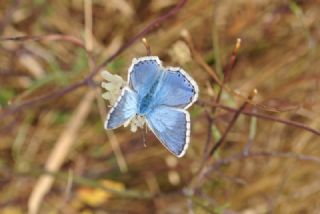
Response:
[104,56,199,157]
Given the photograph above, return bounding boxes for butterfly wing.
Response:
[155,67,199,109]
[105,87,138,129]
[145,106,190,157]
[128,56,162,96]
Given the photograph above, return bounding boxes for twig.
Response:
[183,32,220,158]
[208,89,258,157]
[195,149,320,192]
[0,81,86,123]
[199,150,320,185]
[0,34,85,48]
[142,38,152,56]
[188,90,257,191]
[215,38,241,106]
[88,0,188,78]
[184,33,298,113]
[196,100,320,136]
[223,38,242,81]
[0,0,188,124]
[182,32,221,86]
[216,150,320,166]
[204,38,242,157]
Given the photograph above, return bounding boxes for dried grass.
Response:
[0,0,320,213]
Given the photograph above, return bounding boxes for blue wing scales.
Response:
[155,67,198,109]
[145,106,190,157]
[128,56,162,96]
[105,87,138,129]
[105,56,198,157]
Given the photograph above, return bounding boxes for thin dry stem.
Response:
[196,99,320,136]
[208,89,258,157]
[184,32,298,113]
[215,38,242,106]
[142,37,152,56]
[0,34,85,48]
[84,0,93,51]
[0,0,189,123]
[28,90,96,214]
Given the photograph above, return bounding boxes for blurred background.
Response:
[1,0,320,213]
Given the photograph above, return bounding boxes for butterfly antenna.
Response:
[142,38,151,56]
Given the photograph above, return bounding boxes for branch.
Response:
[208,90,257,157]
[200,150,320,183]
[197,99,320,136]
[0,34,85,48]
[215,38,241,106]
[0,0,189,124]
[85,0,188,80]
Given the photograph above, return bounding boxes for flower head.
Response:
[101,70,145,132]
[101,70,125,105]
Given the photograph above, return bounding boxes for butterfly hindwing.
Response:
[155,67,198,109]
[145,105,190,157]
[105,87,138,129]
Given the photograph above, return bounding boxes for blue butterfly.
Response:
[104,56,199,157]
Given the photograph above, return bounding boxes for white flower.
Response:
[101,70,146,132]
[124,115,146,132]
[101,70,125,106]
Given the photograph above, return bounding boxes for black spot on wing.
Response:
[135,59,157,67]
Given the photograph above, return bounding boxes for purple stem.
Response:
[0,0,188,123]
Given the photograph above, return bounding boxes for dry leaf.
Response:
[76,180,125,207]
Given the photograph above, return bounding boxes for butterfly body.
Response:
[105,56,199,157]
[137,77,161,115]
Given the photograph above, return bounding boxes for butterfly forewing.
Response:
[105,87,138,130]
[154,67,199,109]
[128,56,162,97]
